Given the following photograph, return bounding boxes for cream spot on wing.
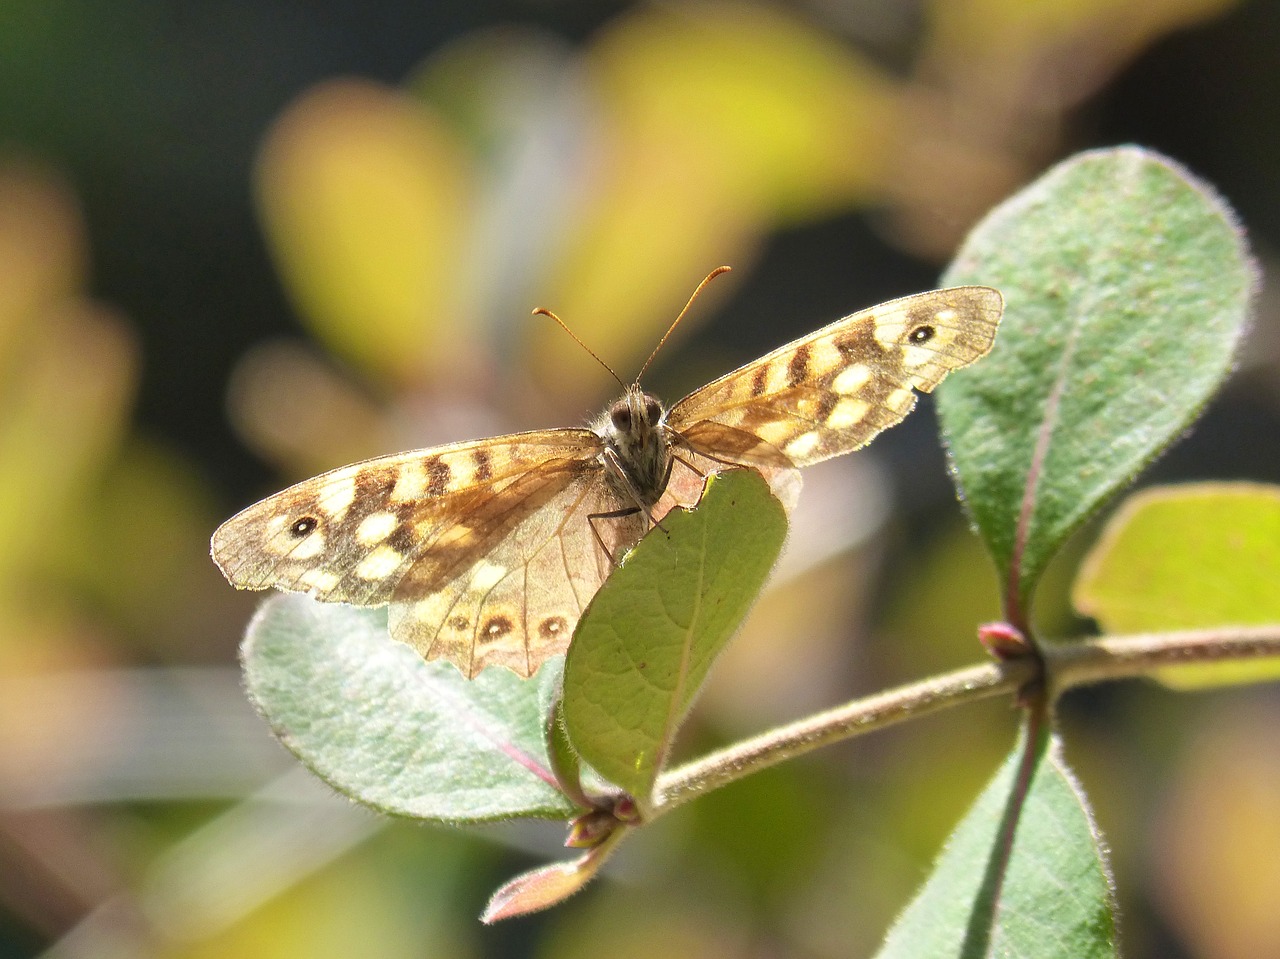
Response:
[935,308,957,324]
[437,522,480,550]
[447,456,474,489]
[885,388,916,412]
[754,420,797,449]
[902,344,940,369]
[355,544,403,581]
[833,365,872,396]
[471,559,507,593]
[356,511,400,545]
[414,600,446,623]
[754,357,790,395]
[319,469,357,520]
[874,318,908,350]
[810,339,844,375]
[391,463,426,502]
[289,531,326,560]
[261,516,295,554]
[826,397,870,431]
[299,569,340,593]
[785,431,821,459]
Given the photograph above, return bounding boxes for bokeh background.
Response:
[2,1,1279,956]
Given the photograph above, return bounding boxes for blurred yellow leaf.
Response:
[0,162,142,667]
[897,0,1242,257]
[256,79,474,385]
[0,163,86,359]
[225,339,392,478]
[532,1,905,400]
[1074,483,1280,688]
[593,1,900,218]
[0,300,136,588]
[1153,702,1280,959]
[931,0,1242,77]
[58,439,229,652]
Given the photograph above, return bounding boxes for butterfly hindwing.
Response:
[390,469,643,678]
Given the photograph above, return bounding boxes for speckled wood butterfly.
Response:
[212,276,1002,678]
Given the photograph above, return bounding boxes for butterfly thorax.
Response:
[594,384,672,508]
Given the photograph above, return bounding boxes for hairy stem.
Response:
[652,658,1037,817]
[651,624,1280,818]
[1044,625,1280,692]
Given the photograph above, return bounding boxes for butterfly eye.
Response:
[644,396,662,426]
[290,516,319,537]
[909,325,936,344]
[611,406,633,431]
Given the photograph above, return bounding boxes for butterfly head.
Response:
[597,384,670,506]
[608,384,663,435]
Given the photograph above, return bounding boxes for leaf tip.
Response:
[481,830,626,922]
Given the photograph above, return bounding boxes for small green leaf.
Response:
[940,147,1254,621]
[876,730,1117,959]
[546,694,592,810]
[1074,482,1280,687]
[242,595,575,821]
[561,469,787,806]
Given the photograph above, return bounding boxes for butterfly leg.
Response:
[600,447,666,528]
[670,453,707,479]
[587,506,643,565]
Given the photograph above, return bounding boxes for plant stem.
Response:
[652,658,1037,817]
[651,624,1280,818]
[1044,625,1280,692]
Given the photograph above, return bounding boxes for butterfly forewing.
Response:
[211,429,620,674]
[667,287,1002,469]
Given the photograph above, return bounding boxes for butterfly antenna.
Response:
[636,265,732,382]
[533,306,627,392]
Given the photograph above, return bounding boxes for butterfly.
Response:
[212,274,1003,678]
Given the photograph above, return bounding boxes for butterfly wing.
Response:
[666,287,1003,474]
[211,428,637,678]
[391,468,642,677]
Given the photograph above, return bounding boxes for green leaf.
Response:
[561,469,787,807]
[1074,482,1280,687]
[546,694,592,810]
[876,729,1117,959]
[241,595,575,822]
[940,146,1254,622]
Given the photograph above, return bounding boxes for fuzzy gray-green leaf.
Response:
[876,731,1117,959]
[242,595,575,822]
[940,146,1254,621]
